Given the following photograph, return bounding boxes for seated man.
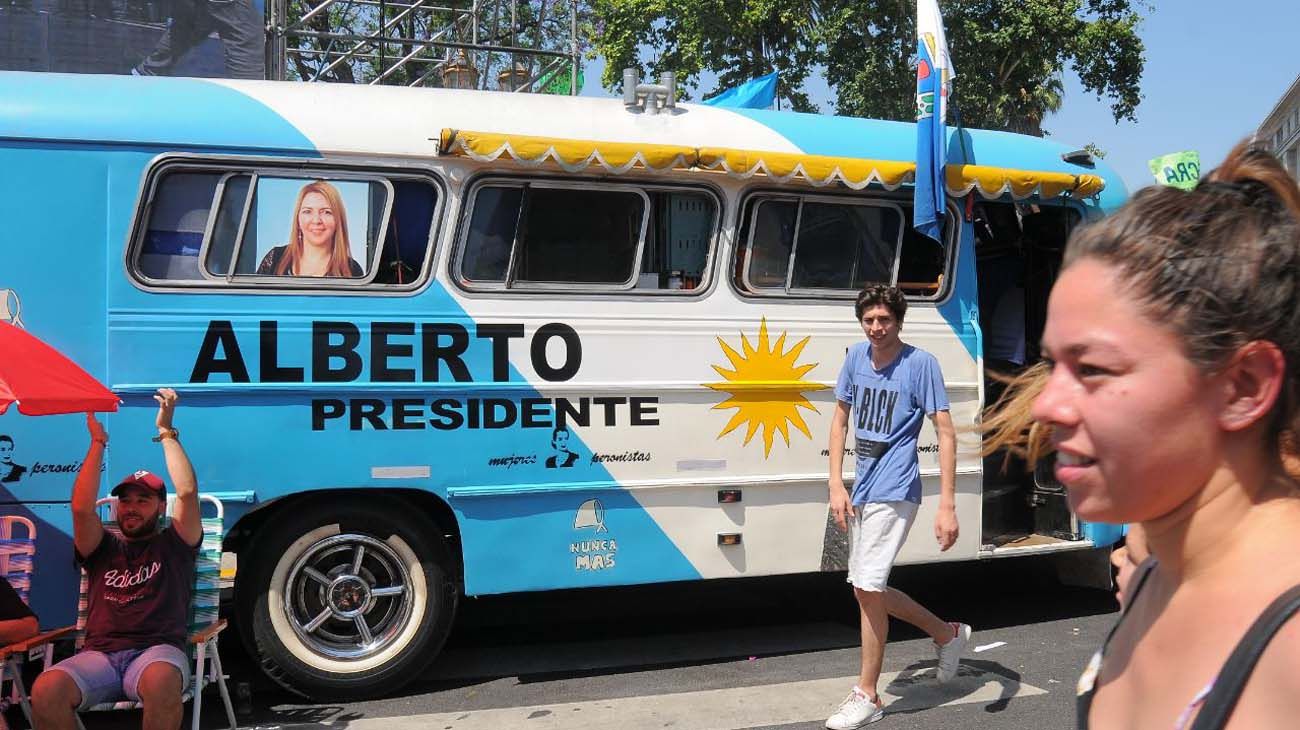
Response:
[32,388,201,730]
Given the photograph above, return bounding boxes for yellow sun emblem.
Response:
[705,319,828,457]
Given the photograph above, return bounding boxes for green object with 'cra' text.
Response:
[1149,151,1201,191]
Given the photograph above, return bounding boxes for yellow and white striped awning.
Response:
[437,128,1106,200]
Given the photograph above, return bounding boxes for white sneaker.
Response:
[825,687,884,729]
[934,622,971,683]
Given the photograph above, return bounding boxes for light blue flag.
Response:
[914,0,956,242]
[702,72,779,109]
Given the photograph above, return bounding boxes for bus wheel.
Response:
[237,499,458,699]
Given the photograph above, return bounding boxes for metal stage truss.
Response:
[267,0,582,92]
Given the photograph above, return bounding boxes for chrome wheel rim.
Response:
[283,533,414,660]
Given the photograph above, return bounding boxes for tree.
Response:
[593,0,1146,134]
[590,0,823,112]
[820,0,1145,135]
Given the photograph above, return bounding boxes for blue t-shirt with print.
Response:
[834,343,949,505]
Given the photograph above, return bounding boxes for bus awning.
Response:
[437,128,1106,200]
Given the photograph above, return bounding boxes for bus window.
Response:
[137,172,226,283]
[204,173,254,277]
[372,179,439,285]
[515,187,646,286]
[896,222,948,296]
[458,181,717,293]
[131,162,439,291]
[740,195,913,296]
[639,191,715,290]
[738,194,951,298]
[219,176,392,280]
[790,202,899,290]
[745,199,797,290]
[461,185,523,284]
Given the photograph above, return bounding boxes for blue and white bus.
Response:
[0,70,1126,699]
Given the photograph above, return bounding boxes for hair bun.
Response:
[1203,142,1300,221]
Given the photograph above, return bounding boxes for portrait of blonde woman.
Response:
[257,180,364,278]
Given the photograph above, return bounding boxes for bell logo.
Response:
[0,289,22,328]
[569,498,617,572]
[573,499,607,533]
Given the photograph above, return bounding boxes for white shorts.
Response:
[846,501,919,591]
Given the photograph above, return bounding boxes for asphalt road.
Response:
[52,554,1120,730]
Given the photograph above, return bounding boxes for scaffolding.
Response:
[267,0,582,92]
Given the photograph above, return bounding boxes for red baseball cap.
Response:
[111,470,167,498]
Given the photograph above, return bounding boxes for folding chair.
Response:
[14,495,236,730]
[0,515,69,728]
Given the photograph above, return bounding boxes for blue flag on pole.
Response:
[702,72,779,109]
[914,1,956,241]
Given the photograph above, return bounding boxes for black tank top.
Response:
[1077,558,1300,729]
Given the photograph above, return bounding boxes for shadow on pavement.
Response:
[58,554,1117,727]
[885,658,1031,715]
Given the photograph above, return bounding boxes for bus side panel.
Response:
[0,143,113,626]
[106,201,704,596]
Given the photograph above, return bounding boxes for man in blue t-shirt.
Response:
[824,285,971,730]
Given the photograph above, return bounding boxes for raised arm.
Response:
[154,389,202,548]
[931,409,958,550]
[71,414,107,559]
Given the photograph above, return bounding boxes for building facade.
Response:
[1258,73,1300,182]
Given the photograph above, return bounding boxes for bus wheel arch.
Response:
[232,491,461,699]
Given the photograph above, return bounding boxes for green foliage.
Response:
[822,0,1146,134]
[590,0,823,112]
[593,0,1146,134]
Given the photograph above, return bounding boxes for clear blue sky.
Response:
[582,1,1300,193]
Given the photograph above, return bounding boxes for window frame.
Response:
[453,174,723,297]
[733,188,960,303]
[739,196,798,294]
[740,195,907,296]
[221,172,394,287]
[127,154,444,295]
[197,171,253,282]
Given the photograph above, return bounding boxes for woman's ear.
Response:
[1219,340,1286,432]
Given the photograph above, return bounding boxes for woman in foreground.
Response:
[989,143,1300,729]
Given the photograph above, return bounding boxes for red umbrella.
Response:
[0,322,119,416]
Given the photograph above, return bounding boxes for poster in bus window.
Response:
[252,178,373,278]
[0,0,266,79]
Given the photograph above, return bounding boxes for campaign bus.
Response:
[0,70,1127,699]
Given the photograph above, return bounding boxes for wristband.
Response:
[152,428,179,443]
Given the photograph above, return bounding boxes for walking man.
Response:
[825,285,970,729]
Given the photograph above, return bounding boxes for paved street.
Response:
[81,553,1118,730]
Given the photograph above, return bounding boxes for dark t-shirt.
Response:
[0,576,34,621]
[78,525,198,652]
[256,246,364,277]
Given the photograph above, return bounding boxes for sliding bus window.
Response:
[459,180,718,293]
[131,161,440,292]
[737,193,950,299]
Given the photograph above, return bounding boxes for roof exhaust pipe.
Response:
[623,68,676,115]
